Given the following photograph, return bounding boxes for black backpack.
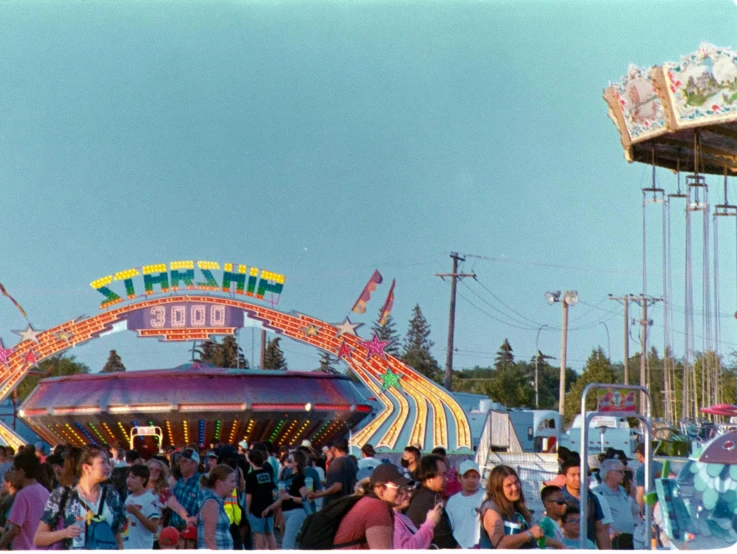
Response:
[296,494,367,550]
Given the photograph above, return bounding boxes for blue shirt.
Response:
[170,473,203,529]
[197,489,233,551]
[561,486,607,544]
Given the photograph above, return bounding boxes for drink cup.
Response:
[305,477,313,492]
[277,481,286,492]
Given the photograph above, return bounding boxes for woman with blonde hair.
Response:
[198,464,236,550]
[480,465,565,549]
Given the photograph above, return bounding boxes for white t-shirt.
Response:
[122,490,162,550]
[445,489,485,548]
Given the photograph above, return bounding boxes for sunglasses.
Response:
[384,483,410,493]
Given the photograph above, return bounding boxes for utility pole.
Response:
[260,330,266,369]
[436,253,475,391]
[608,294,632,384]
[631,294,662,408]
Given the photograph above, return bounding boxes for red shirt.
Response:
[333,496,393,549]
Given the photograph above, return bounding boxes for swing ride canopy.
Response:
[604,43,737,175]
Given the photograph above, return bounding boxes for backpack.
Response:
[85,486,118,550]
[295,494,366,550]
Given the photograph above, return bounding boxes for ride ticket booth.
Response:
[130,425,163,459]
[579,384,653,550]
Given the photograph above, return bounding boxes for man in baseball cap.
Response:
[445,459,485,548]
[170,448,202,530]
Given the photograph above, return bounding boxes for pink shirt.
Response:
[393,512,436,549]
[8,482,50,550]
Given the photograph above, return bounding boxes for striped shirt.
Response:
[197,490,234,551]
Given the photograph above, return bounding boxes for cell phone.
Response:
[434,494,443,508]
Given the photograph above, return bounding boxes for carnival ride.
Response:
[0,260,472,452]
[605,42,737,549]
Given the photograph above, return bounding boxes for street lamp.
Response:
[546,290,578,417]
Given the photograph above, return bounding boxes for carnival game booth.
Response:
[18,365,372,452]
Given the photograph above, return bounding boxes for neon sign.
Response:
[90,260,285,309]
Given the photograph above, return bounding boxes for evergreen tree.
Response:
[563,347,616,425]
[101,350,125,373]
[263,337,288,370]
[195,337,249,368]
[17,355,90,401]
[482,363,534,408]
[196,340,218,365]
[219,335,249,368]
[400,305,441,380]
[495,339,514,370]
[371,311,401,357]
[317,351,340,374]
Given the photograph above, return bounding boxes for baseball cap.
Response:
[158,527,179,548]
[205,451,218,460]
[181,526,197,541]
[180,448,200,465]
[218,444,238,459]
[459,459,480,476]
[238,440,249,450]
[300,439,312,448]
[369,463,411,488]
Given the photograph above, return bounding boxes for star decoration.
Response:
[302,324,320,338]
[54,329,74,342]
[361,334,390,360]
[380,367,403,391]
[337,340,354,360]
[22,349,39,369]
[13,325,41,344]
[335,317,363,337]
[0,339,13,367]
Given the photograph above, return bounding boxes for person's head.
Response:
[247,449,265,468]
[369,463,412,507]
[458,460,481,494]
[331,438,349,456]
[561,506,582,539]
[127,464,150,493]
[12,450,41,482]
[561,458,581,493]
[600,458,625,487]
[46,453,64,480]
[111,441,126,460]
[361,444,375,459]
[5,446,14,458]
[634,442,645,464]
[178,448,200,478]
[3,469,18,493]
[0,446,7,462]
[61,445,110,487]
[485,464,531,523]
[418,454,447,493]
[401,446,421,471]
[430,447,448,467]
[322,445,332,460]
[286,450,308,475]
[205,464,236,498]
[296,446,315,466]
[125,450,142,465]
[541,485,567,520]
[205,452,218,471]
[146,458,170,491]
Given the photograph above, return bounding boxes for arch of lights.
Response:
[1,260,471,451]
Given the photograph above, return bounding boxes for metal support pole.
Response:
[559,301,569,416]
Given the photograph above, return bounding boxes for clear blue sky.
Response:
[1,0,736,378]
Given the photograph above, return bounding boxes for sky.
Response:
[1,0,737,382]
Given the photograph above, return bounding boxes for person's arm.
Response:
[365,525,393,549]
[126,504,160,534]
[306,482,341,500]
[594,520,612,550]
[636,485,645,512]
[115,533,123,550]
[245,493,252,515]
[262,497,283,517]
[200,499,219,550]
[33,521,82,547]
[0,523,19,549]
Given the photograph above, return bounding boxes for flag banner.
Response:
[378,279,395,325]
[351,270,383,314]
[0,283,28,318]
[597,389,636,413]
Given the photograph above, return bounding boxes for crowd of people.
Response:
[0,438,664,550]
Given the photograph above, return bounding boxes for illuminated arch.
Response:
[1,295,471,451]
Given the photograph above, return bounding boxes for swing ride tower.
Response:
[604,43,737,420]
